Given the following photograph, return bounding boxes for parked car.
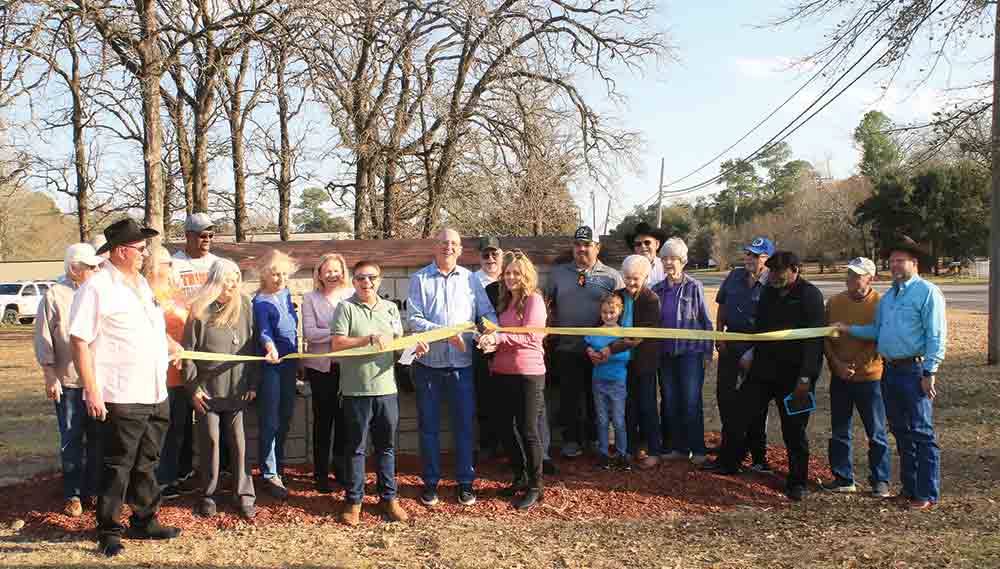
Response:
[0,281,56,324]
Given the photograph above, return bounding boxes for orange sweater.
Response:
[158,295,190,388]
[825,289,882,381]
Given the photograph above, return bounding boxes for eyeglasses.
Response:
[199,232,215,240]
[636,239,657,247]
[353,274,380,282]
[121,244,148,255]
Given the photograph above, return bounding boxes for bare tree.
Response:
[219,45,266,241]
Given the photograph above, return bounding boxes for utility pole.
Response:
[591,189,597,231]
[989,4,1000,365]
[656,157,664,228]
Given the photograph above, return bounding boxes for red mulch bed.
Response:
[1,433,832,537]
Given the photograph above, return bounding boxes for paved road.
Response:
[698,275,988,313]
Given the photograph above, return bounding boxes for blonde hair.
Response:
[191,258,244,328]
[313,253,350,291]
[600,293,624,314]
[497,250,539,317]
[256,249,299,292]
[143,245,181,301]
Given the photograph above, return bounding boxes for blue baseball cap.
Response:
[744,237,774,257]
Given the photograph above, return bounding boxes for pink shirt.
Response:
[491,292,546,376]
[69,263,169,405]
[301,288,354,372]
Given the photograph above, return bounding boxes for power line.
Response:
[636,0,946,207]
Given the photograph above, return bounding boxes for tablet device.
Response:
[783,392,816,416]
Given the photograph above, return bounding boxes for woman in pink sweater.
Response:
[488,251,547,511]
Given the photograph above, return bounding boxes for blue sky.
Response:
[584,1,993,232]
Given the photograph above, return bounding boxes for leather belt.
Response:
[885,356,923,367]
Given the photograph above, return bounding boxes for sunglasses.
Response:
[481,250,501,259]
[121,243,148,254]
[635,239,657,247]
[353,274,379,282]
[503,249,526,260]
[199,232,215,240]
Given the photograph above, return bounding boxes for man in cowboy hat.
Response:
[834,235,947,511]
[625,222,668,287]
[69,218,182,557]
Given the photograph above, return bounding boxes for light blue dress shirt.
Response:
[849,275,947,373]
[407,262,498,369]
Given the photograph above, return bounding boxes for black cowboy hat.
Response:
[884,234,929,259]
[625,222,668,253]
[97,218,159,255]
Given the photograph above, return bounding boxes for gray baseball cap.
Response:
[847,257,876,276]
[185,212,215,233]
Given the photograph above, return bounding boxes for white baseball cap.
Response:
[65,243,104,267]
[185,212,215,233]
[846,257,876,277]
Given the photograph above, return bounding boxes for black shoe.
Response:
[499,476,528,498]
[787,485,809,502]
[515,488,543,511]
[196,498,217,517]
[750,461,773,474]
[542,459,558,476]
[700,460,742,476]
[126,518,181,540]
[160,485,182,500]
[597,455,611,471]
[316,479,333,494]
[99,536,124,557]
[458,484,476,506]
[239,504,256,520]
[420,487,439,507]
[613,456,632,472]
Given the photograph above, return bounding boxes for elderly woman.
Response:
[301,253,354,493]
[652,237,714,464]
[33,243,104,517]
[144,246,193,499]
[605,254,663,470]
[185,259,260,519]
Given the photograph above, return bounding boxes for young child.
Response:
[585,294,632,471]
[253,249,299,499]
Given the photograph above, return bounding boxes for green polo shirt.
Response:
[331,294,403,396]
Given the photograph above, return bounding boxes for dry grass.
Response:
[2,310,999,568]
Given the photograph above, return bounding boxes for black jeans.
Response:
[155,386,194,485]
[717,350,767,463]
[555,351,595,446]
[722,378,814,487]
[474,351,503,453]
[97,400,170,539]
[498,373,546,489]
[625,369,662,457]
[306,366,346,483]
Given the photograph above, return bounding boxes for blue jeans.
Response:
[342,394,399,503]
[660,352,707,456]
[593,378,627,457]
[156,386,194,485]
[828,377,891,485]
[412,364,476,488]
[884,362,940,502]
[257,360,298,479]
[54,387,102,499]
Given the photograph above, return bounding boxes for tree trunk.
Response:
[275,44,292,242]
[353,157,369,239]
[167,93,194,215]
[68,25,91,241]
[137,0,165,241]
[224,48,252,243]
[190,76,217,213]
[989,4,1000,365]
[382,155,397,239]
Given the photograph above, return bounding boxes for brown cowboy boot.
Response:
[382,499,409,522]
[339,502,362,526]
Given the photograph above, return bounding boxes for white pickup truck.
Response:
[0,281,56,324]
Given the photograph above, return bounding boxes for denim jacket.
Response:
[651,273,714,355]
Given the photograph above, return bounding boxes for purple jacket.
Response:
[651,273,714,356]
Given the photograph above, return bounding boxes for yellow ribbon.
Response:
[481,319,836,342]
[179,323,475,362]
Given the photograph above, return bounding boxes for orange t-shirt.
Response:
[158,294,190,388]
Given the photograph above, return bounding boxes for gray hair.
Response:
[621,254,652,277]
[661,237,688,264]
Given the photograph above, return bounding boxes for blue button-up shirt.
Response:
[407,262,498,369]
[849,275,947,373]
